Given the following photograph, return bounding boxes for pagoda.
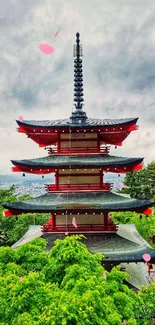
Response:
[3,33,155,285]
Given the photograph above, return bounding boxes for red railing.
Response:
[47,146,110,155]
[45,183,113,192]
[41,224,118,233]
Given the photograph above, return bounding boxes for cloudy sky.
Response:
[0,0,155,175]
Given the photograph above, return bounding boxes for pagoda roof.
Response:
[121,263,152,290]
[4,191,152,214]
[11,225,155,265]
[16,117,138,129]
[11,155,143,169]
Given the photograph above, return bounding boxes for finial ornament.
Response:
[71,32,87,124]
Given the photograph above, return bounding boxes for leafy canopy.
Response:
[0,186,49,245]
[0,235,149,325]
[121,161,155,203]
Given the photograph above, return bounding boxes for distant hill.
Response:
[0,174,53,183]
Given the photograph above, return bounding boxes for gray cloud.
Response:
[11,87,38,108]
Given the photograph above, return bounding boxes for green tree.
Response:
[122,162,155,202]
[42,235,103,284]
[111,211,155,246]
[0,186,49,245]
[138,283,155,324]
[0,236,144,324]
[0,272,59,324]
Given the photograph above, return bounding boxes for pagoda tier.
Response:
[3,191,153,216]
[42,225,155,264]
[4,192,152,234]
[11,155,143,175]
[16,117,138,149]
[11,225,155,281]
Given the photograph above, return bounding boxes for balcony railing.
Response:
[47,145,110,155]
[45,183,113,192]
[41,224,118,233]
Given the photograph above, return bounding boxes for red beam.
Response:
[3,210,15,217]
[12,166,54,174]
[114,142,122,146]
[127,124,137,131]
[17,126,27,133]
[143,208,153,215]
[11,162,143,175]
[3,207,153,217]
[12,166,22,172]
[133,164,143,171]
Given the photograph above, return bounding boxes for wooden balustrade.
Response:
[41,223,118,233]
[47,146,111,155]
[44,183,113,192]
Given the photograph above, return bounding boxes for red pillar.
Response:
[100,170,103,189]
[97,133,100,152]
[42,214,55,232]
[51,214,55,228]
[104,212,108,230]
[47,214,55,230]
[57,132,60,153]
[55,170,59,190]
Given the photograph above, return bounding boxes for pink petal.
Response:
[0,15,3,19]
[19,277,24,282]
[143,253,151,262]
[65,232,68,235]
[39,44,55,55]
[54,31,59,38]
[103,273,107,279]
[122,184,129,189]
[78,120,82,124]
[18,116,23,122]
[72,217,77,228]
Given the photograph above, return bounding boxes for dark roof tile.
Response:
[4,191,152,212]
[11,155,143,168]
[17,117,138,128]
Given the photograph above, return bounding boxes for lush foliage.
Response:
[122,161,155,202]
[0,186,49,245]
[0,235,152,325]
[112,162,155,247]
[0,179,155,324]
[111,211,155,246]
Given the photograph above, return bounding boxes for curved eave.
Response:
[11,156,143,174]
[3,192,153,215]
[102,249,155,263]
[16,118,138,147]
[16,117,138,129]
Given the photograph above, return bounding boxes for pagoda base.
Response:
[11,224,155,290]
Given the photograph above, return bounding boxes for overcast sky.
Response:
[0,0,155,175]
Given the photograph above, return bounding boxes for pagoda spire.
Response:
[70,32,87,124]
